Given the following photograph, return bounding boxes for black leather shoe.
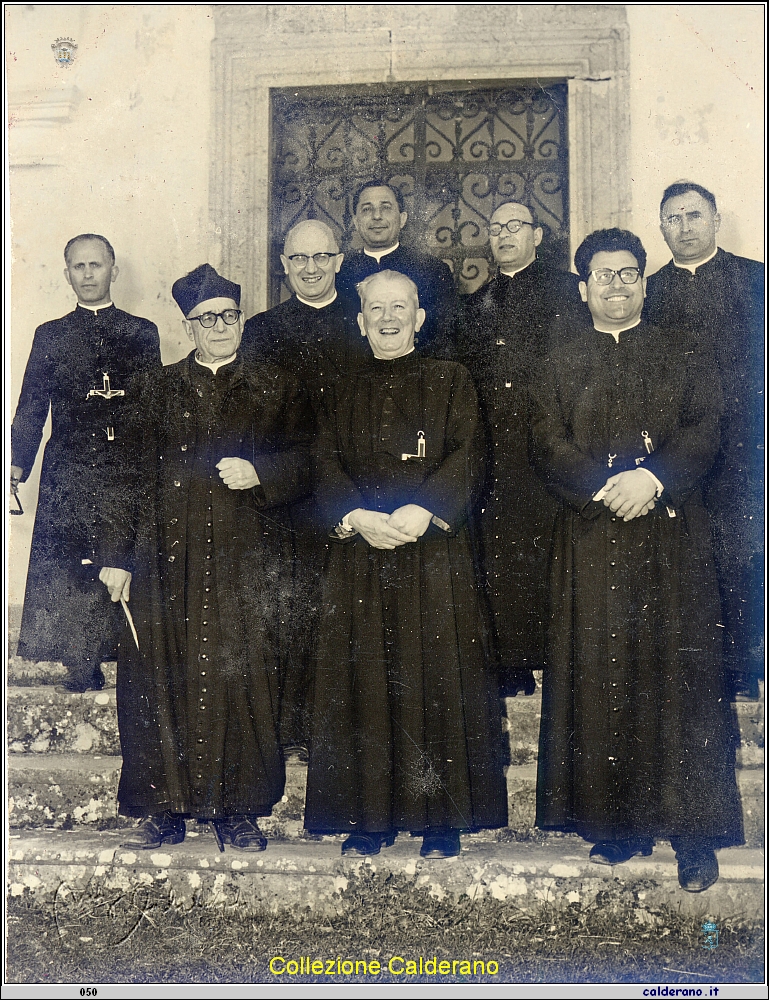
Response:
[61,665,106,693]
[341,832,395,857]
[120,813,185,849]
[420,830,461,858]
[213,816,268,851]
[589,838,654,866]
[675,847,719,892]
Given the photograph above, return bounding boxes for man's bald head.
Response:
[488,201,542,272]
[281,220,343,303]
[283,219,339,257]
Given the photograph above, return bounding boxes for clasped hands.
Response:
[596,469,657,522]
[348,504,433,550]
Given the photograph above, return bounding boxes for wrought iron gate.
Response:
[270,81,569,302]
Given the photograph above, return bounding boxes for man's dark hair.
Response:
[64,234,116,265]
[659,182,718,215]
[574,228,647,282]
[353,180,405,215]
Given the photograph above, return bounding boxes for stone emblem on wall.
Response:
[51,37,78,68]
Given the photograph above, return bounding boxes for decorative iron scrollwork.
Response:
[271,82,568,300]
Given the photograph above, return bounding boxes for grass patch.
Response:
[6,872,763,984]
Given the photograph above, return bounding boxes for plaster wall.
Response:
[627,4,764,274]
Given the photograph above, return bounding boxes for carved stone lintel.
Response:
[211,5,630,316]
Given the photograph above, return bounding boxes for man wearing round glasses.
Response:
[532,228,743,893]
[243,220,367,401]
[458,202,581,702]
[243,220,370,756]
[100,263,312,852]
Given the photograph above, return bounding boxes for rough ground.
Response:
[5,871,764,985]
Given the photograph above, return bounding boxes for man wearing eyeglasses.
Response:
[458,202,581,699]
[10,234,160,692]
[531,228,743,893]
[243,219,367,409]
[99,264,311,851]
[336,181,458,356]
[645,183,764,700]
[243,220,370,755]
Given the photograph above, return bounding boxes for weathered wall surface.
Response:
[627,4,764,273]
[6,5,214,602]
[5,4,764,604]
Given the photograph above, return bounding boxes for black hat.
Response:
[172,264,241,317]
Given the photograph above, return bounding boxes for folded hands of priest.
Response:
[348,504,433,549]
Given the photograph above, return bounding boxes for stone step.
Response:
[8,686,120,755]
[7,654,117,688]
[8,755,764,848]
[8,684,764,768]
[8,829,763,920]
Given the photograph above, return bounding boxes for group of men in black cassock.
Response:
[11,179,761,885]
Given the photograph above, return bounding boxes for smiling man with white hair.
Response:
[304,269,507,860]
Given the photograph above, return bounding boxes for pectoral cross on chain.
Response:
[87,372,125,441]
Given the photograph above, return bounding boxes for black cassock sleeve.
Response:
[11,322,55,478]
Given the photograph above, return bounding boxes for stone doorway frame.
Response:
[210,5,629,316]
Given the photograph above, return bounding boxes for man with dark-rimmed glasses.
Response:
[458,201,581,700]
[100,263,311,851]
[531,227,743,893]
[243,220,370,755]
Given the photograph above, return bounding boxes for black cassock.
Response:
[531,322,743,845]
[113,354,311,819]
[242,293,370,745]
[645,249,765,692]
[11,304,160,672]
[458,262,583,686]
[305,352,508,835]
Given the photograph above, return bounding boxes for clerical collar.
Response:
[499,259,535,279]
[594,317,642,342]
[195,353,237,373]
[373,347,416,360]
[364,243,399,264]
[672,247,718,274]
[77,302,114,314]
[296,290,337,309]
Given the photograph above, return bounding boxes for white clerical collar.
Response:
[364,242,399,264]
[594,317,642,343]
[499,258,536,279]
[672,247,718,274]
[373,347,416,360]
[78,301,113,313]
[296,290,337,309]
[195,353,237,373]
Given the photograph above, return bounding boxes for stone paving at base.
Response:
[8,829,764,921]
[7,609,764,927]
